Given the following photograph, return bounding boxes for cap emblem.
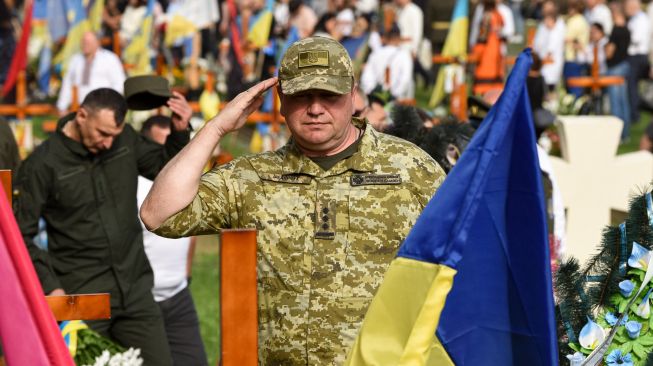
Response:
[299,51,329,68]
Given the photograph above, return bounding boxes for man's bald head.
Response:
[81,32,100,58]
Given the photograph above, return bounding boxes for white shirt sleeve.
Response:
[391,51,414,99]
[105,51,126,95]
[628,12,651,55]
[469,4,483,47]
[56,55,82,112]
[498,3,515,40]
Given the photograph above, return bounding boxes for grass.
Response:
[189,235,220,366]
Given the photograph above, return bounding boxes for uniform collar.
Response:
[281,117,376,177]
[56,112,91,158]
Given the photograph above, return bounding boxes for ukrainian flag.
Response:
[346,49,558,365]
[247,0,274,48]
[123,0,154,75]
[87,0,104,34]
[53,0,90,75]
[429,0,468,108]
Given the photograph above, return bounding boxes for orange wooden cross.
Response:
[566,46,624,113]
[220,229,258,366]
[0,71,57,121]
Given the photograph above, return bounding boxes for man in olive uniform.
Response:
[141,37,446,364]
[13,87,192,365]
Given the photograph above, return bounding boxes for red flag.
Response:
[2,0,34,97]
[226,0,245,70]
[0,182,73,365]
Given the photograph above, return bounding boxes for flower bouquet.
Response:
[556,190,653,365]
[59,320,143,366]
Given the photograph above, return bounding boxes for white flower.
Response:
[83,348,142,366]
[579,317,606,350]
[628,242,653,270]
[635,289,653,319]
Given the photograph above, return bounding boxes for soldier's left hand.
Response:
[168,91,193,131]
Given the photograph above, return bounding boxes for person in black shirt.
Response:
[0,0,15,88]
[13,88,192,365]
[606,1,631,142]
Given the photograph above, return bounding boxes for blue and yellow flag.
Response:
[429,0,468,108]
[53,0,90,74]
[87,0,104,34]
[123,0,154,75]
[247,0,274,48]
[346,49,558,365]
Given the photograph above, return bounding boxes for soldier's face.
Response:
[280,88,355,154]
[77,108,124,154]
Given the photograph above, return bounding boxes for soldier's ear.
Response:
[76,107,88,126]
[278,86,287,116]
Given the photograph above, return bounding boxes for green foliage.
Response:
[73,328,126,366]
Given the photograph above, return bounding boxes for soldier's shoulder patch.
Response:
[298,50,329,68]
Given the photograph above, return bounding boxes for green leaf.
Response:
[638,334,653,346]
[633,342,647,359]
[622,341,634,355]
[569,343,581,352]
[580,346,593,355]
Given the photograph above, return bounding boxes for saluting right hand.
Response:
[209,77,278,137]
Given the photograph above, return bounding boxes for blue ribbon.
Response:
[646,192,653,229]
[620,222,628,276]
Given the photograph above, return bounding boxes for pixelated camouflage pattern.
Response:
[279,36,354,95]
[154,118,446,365]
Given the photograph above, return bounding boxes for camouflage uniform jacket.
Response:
[154,118,446,365]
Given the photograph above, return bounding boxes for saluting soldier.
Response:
[141,36,446,364]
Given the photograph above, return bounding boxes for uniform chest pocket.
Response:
[342,186,420,298]
[254,174,313,233]
[54,166,94,207]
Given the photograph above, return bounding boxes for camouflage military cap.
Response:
[279,36,353,95]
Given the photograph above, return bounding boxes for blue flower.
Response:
[625,320,642,339]
[566,351,585,366]
[605,312,628,326]
[606,349,633,366]
[619,280,635,297]
[628,241,653,270]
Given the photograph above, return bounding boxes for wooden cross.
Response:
[550,116,653,263]
[220,229,257,366]
[0,71,57,121]
[0,170,110,321]
[566,46,624,114]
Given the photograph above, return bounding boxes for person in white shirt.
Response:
[137,114,207,366]
[470,0,515,48]
[56,32,126,114]
[393,0,423,57]
[583,22,608,74]
[625,0,651,124]
[584,0,613,36]
[393,0,432,86]
[119,0,147,46]
[532,0,565,90]
[360,25,414,99]
[332,0,355,37]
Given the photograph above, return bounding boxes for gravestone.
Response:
[550,116,653,263]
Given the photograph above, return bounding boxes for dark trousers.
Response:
[627,54,650,123]
[158,287,208,366]
[87,285,172,366]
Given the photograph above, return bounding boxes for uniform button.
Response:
[322,215,329,222]
[322,223,329,230]
[322,207,329,214]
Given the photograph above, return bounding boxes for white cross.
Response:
[550,116,653,263]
